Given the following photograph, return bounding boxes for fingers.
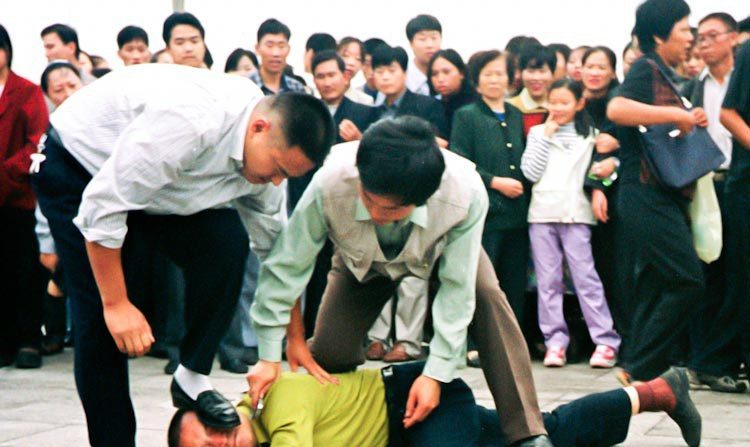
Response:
[404,389,417,420]
[309,363,339,385]
[403,401,434,428]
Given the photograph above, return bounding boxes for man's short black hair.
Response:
[305,33,336,52]
[519,44,557,72]
[405,14,442,42]
[371,45,408,72]
[162,12,205,45]
[634,0,691,54]
[117,25,149,49]
[547,43,571,61]
[363,38,387,57]
[40,23,80,58]
[270,92,335,166]
[257,18,290,43]
[224,48,258,73]
[698,12,737,31]
[312,49,344,74]
[357,117,445,207]
[167,409,187,447]
[40,61,80,94]
[739,16,750,33]
[0,24,12,68]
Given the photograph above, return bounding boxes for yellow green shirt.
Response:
[238,370,388,446]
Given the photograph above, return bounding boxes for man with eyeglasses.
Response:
[682,12,746,394]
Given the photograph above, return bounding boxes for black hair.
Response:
[548,78,594,137]
[581,46,620,91]
[371,45,408,72]
[739,16,750,33]
[167,409,187,447]
[337,36,364,62]
[257,18,291,42]
[504,36,541,90]
[203,46,213,69]
[363,38,387,57]
[269,92,335,166]
[40,23,80,58]
[224,48,258,73]
[117,25,149,49]
[405,14,442,42]
[162,12,205,45]
[91,67,111,78]
[519,44,557,72]
[357,116,445,206]
[698,12,738,31]
[426,49,469,96]
[0,24,12,68]
[548,43,571,61]
[467,49,504,87]
[633,0,691,54]
[312,49,344,74]
[40,61,80,94]
[305,33,336,52]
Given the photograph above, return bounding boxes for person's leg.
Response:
[155,209,249,375]
[308,255,398,372]
[391,276,428,358]
[303,239,333,339]
[559,224,621,352]
[469,247,547,444]
[367,298,393,350]
[529,223,569,349]
[33,136,136,447]
[497,228,531,331]
[218,251,260,368]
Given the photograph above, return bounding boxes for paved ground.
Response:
[1,351,748,446]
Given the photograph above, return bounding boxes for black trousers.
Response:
[383,362,632,447]
[32,131,249,447]
[690,182,750,375]
[481,227,529,325]
[0,206,45,360]
[617,184,704,380]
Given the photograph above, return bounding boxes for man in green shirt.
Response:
[245,116,549,446]
[169,362,701,447]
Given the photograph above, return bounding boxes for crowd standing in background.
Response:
[1,0,750,445]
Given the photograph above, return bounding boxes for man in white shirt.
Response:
[32,63,335,447]
[682,12,746,394]
[405,14,442,96]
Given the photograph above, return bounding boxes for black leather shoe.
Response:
[661,367,702,447]
[16,348,42,369]
[220,358,249,374]
[170,379,240,429]
[512,435,554,447]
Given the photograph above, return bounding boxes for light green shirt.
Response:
[239,370,388,446]
[251,154,487,382]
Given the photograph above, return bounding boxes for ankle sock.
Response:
[634,377,676,413]
[174,364,212,400]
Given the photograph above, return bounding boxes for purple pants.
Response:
[529,223,621,351]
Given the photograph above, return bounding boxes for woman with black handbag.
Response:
[605,0,710,384]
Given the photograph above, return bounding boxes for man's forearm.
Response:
[607,97,684,127]
[84,240,129,307]
[286,299,306,343]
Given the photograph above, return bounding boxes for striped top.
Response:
[521,122,581,183]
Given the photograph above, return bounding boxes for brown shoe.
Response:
[383,343,418,363]
[366,341,387,360]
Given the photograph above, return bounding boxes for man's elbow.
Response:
[606,98,627,124]
[719,108,734,129]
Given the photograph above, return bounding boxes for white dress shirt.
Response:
[51,63,285,258]
[700,67,733,169]
[406,61,430,96]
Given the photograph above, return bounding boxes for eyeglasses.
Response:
[697,31,731,45]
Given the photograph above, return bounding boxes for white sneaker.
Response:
[589,345,617,368]
[543,346,567,367]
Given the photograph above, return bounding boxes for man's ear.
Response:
[250,119,271,133]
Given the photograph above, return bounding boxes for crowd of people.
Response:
[1,0,749,445]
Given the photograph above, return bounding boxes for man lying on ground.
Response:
[169,362,701,447]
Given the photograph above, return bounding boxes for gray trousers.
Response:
[367,276,428,356]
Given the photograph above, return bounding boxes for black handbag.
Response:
[638,61,725,190]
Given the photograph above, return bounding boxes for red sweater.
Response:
[0,70,49,210]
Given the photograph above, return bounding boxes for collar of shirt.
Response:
[249,71,302,95]
[354,198,428,228]
[406,62,429,95]
[519,88,547,110]
[699,66,733,85]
